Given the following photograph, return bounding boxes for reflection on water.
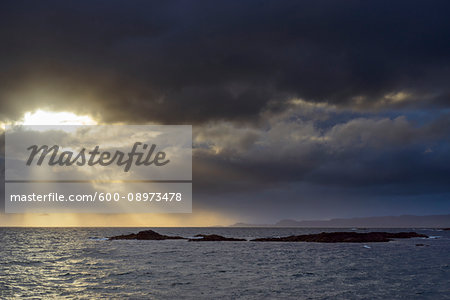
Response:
[0,227,449,299]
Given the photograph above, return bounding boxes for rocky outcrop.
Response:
[188,234,246,242]
[251,231,428,243]
[109,230,428,243]
[109,230,185,240]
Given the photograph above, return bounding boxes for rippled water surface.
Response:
[0,227,449,299]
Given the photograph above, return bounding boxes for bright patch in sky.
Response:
[21,110,97,125]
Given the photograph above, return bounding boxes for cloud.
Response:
[0,0,450,124]
[193,102,450,195]
[1,1,450,221]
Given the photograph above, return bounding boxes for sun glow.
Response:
[21,109,97,125]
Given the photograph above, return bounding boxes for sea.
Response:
[0,227,449,299]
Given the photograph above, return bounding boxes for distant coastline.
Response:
[231,214,450,228]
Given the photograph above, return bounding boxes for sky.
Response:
[0,0,450,226]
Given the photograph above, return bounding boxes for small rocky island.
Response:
[188,234,246,242]
[109,229,428,243]
[251,231,427,243]
[109,230,185,240]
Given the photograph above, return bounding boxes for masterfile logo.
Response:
[4,125,192,213]
[26,142,170,172]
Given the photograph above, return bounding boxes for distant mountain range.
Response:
[231,214,450,228]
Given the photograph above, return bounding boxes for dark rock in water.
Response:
[251,231,428,243]
[442,228,450,231]
[109,230,427,243]
[109,230,185,240]
[189,234,246,242]
[415,243,429,247]
[385,232,426,239]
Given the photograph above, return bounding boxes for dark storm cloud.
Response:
[192,106,450,196]
[0,0,449,124]
[1,1,450,219]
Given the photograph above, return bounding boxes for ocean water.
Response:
[0,227,449,299]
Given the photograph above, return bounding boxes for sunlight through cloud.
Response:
[21,109,97,125]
